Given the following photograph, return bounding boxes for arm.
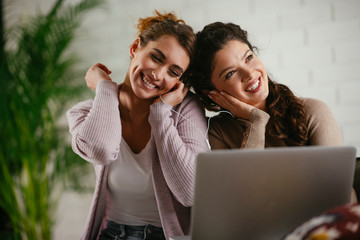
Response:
[242,108,270,148]
[149,93,209,207]
[67,80,121,165]
[207,89,270,149]
[209,108,270,150]
[208,115,232,150]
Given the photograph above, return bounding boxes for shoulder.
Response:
[301,97,333,116]
[301,97,339,131]
[183,91,203,105]
[302,97,329,109]
[173,91,204,113]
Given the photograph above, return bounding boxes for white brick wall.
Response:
[4,0,360,239]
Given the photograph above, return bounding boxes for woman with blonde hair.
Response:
[67,11,209,240]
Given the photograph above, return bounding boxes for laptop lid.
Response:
[190,146,356,240]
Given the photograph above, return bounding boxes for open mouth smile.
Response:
[245,77,261,93]
[141,73,158,89]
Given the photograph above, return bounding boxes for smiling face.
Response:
[211,40,269,110]
[127,35,190,99]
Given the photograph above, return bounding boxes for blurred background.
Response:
[2,0,360,239]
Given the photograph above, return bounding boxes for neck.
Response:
[258,100,267,112]
[119,74,155,121]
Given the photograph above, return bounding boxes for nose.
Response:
[152,67,166,81]
[239,66,253,82]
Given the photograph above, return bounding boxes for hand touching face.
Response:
[153,80,189,106]
[208,90,255,119]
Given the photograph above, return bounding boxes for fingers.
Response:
[175,81,189,98]
[85,63,113,90]
[219,91,240,108]
[94,63,112,75]
[156,81,188,106]
[208,90,254,119]
[208,90,231,109]
[93,63,112,81]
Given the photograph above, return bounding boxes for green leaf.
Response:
[0,0,104,238]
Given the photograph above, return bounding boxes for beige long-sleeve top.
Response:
[208,98,342,149]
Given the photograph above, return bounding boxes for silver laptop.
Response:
[171,146,356,240]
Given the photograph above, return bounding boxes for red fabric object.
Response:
[282,204,360,240]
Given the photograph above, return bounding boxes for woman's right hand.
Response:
[85,63,112,90]
[208,90,255,120]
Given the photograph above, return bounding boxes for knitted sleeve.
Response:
[66,80,122,165]
[241,108,270,149]
[148,92,209,207]
[208,108,270,149]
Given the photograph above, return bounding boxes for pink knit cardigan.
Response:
[67,80,209,239]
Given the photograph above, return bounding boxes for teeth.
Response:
[142,75,156,88]
[246,79,259,92]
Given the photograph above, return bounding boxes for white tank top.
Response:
[106,137,162,227]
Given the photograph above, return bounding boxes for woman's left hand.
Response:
[154,81,188,106]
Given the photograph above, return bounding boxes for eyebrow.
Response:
[153,48,184,75]
[218,49,251,78]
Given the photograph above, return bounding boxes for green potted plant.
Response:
[0,0,102,239]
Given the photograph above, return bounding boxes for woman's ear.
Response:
[130,38,141,58]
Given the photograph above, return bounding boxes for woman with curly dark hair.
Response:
[190,21,342,149]
[189,22,357,204]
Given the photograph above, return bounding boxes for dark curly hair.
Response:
[189,22,308,146]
